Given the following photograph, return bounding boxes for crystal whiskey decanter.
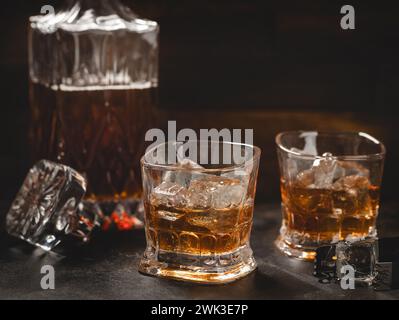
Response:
[28,0,159,228]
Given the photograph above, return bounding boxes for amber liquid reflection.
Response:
[29,81,157,204]
[279,175,380,260]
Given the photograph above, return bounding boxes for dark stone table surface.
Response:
[1,201,399,300]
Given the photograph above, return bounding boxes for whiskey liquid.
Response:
[280,175,380,245]
[144,178,254,255]
[29,81,157,202]
[145,203,253,255]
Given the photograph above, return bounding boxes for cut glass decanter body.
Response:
[28,0,159,227]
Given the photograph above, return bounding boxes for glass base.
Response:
[139,245,257,284]
[275,229,378,262]
[275,236,316,261]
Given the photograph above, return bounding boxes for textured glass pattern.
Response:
[275,131,385,261]
[29,0,158,87]
[28,0,159,223]
[139,141,261,284]
[6,160,94,251]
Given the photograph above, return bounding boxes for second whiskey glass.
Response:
[275,131,385,261]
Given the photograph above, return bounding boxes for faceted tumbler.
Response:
[6,160,100,251]
[275,131,385,261]
[139,141,261,283]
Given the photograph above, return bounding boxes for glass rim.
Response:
[141,140,261,172]
[275,131,386,161]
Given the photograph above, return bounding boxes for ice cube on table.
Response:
[314,238,378,286]
[5,160,93,251]
[336,238,378,285]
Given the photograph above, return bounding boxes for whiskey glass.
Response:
[139,141,261,283]
[275,131,385,261]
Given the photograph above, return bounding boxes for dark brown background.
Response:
[1,0,398,203]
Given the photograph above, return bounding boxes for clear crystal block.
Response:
[5,160,99,251]
[336,238,378,286]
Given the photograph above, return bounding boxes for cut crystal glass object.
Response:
[6,160,99,251]
[28,0,158,226]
